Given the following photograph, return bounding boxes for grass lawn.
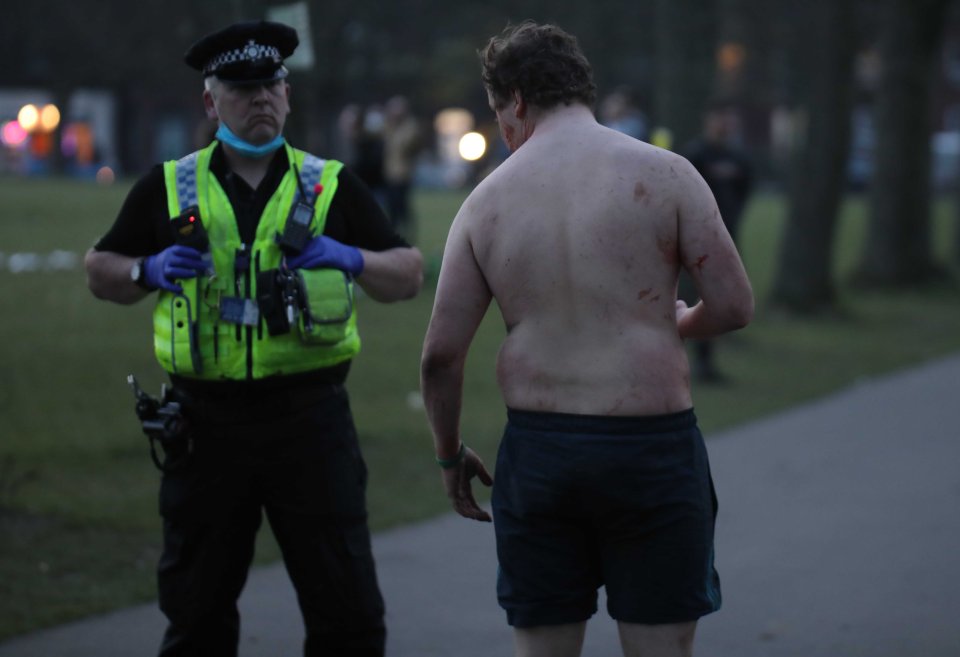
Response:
[0,176,958,640]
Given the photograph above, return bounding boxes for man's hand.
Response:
[442,446,493,522]
[144,245,208,293]
[287,235,364,275]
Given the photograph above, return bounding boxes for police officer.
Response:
[85,21,422,657]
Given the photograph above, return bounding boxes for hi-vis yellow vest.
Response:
[154,142,360,380]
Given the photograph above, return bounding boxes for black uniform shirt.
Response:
[94,143,409,397]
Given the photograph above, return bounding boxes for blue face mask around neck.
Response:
[216,122,285,158]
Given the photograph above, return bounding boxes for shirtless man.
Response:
[420,22,753,657]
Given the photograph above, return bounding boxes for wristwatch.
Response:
[130,257,151,290]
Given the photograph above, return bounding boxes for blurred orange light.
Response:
[18,104,39,132]
[39,104,61,132]
[62,122,94,163]
[717,42,747,73]
[434,108,474,135]
[30,131,53,156]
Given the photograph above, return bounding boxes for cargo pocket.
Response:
[297,268,354,345]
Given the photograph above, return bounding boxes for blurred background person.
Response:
[334,102,363,165]
[351,104,388,208]
[383,95,424,242]
[679,99,754,382]
[598,86,649,142]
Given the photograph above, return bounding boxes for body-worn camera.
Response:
[171,205,213,277]
[171,206,208,251]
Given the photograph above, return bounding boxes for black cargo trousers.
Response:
[155,383,385,657]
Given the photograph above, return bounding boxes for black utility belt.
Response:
[175,382,346,424]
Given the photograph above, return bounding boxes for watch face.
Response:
[130,259,142,283]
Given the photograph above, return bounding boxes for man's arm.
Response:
[420,202,494,521]
[84,249,151,305]
[674,158,754,339]
[356,246,423,302]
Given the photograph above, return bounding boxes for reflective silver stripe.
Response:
[297,154,326,206]
[174,152,200,211]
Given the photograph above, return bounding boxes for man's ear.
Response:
[513,89,527,119]
[202,89,218,121]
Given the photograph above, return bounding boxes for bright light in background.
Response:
[433,107,483,187]
[458,132,486,161]
[39,104,61,132]
[434,108,474,136]
[18,104,39,132]
[434,108,476,165]
[1,121,28,147]
[16,103,61,133]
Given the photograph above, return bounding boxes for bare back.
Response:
[430,107,750,417]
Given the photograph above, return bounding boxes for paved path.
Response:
[2,354,958,656]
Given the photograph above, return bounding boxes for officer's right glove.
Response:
[144,245,207,293]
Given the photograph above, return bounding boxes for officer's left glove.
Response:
[286,235,364,276]
[144,245,208,294]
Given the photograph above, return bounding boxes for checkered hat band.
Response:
[205,40,281,73]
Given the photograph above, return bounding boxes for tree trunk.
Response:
[654,0,718,149]
[857,0,951,285]
[770,0,857,313]
[956,171,960,263]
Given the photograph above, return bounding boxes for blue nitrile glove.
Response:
[144,245,208,293]
[286,235,364,276]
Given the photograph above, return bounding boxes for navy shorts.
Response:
[492,408,721,628]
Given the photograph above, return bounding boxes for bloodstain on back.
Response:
[694,254,710,270]
[502,124,516,147]
[637,289,664,303]
[633,182,648,202]
[657,237,680,266]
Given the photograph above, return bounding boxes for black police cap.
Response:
[184,21,299,84]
